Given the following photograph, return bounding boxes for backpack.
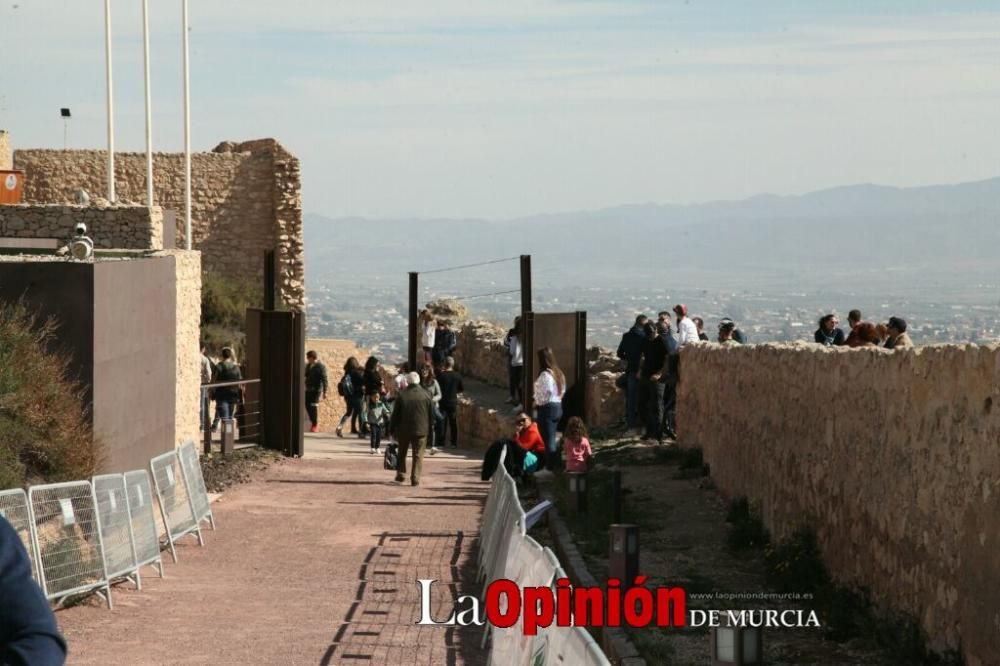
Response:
[337,373,353,397]
[383,442,398,471]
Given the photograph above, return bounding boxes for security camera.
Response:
[74,222,87,237]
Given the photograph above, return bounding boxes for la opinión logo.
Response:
[416,576,687,635]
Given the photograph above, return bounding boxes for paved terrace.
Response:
[56,435,489,665]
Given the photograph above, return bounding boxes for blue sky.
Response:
[2,1,999,218]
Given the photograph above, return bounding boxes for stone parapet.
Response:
[0,203,163,249]
[676,341,1000,663]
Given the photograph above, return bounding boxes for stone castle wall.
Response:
[13,139,303,310]
[0,204,163,250]
[676,342,1000,663]
[0,131,11,170]
[453,320,624,427]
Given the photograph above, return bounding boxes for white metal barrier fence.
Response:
[28,481,112,608]
[478,448,612,665]
[0,449,215,609]
[124,469,165,580]
[178,441,215,530]
[150,449,204,562]
[0,488,40,583]
[93,474,140,589]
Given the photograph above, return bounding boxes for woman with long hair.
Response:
[336,356,365,438]
[360,356,384,436]
[533,347,565,471]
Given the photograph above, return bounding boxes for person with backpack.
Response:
[304,350,329,433]
[336,357,365,438]
[212,347,242,430]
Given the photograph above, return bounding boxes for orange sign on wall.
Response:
[0,170,25,204]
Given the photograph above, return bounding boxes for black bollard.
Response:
[612,469,623,523]
[608,524,639,588]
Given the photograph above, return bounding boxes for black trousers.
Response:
[306,389,320,426]
[440,405,459,447]
[638,378,664,440]
[508,365,524,402]
[661,374,677,435]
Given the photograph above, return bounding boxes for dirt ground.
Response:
[56,435,488,665]
[576,435,898,665]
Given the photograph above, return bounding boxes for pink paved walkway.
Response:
[57,435,489,665]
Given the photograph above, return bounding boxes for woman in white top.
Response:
[419,310,436,365]
[533,347,566,470]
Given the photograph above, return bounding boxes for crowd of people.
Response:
[614,304,916,443]
[200,343,247,432]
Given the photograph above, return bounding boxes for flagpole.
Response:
[142,0,154,206]
[182,0,192,249]
[104,0,115,202]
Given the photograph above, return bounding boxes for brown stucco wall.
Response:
[676,342,1000,663]
[12,139,302,310]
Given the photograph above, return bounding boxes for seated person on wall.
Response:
[846,322,882,348]
[514,412,545,474]
[814,313,846,346]
[717,320,741,345]
[883,316,914,350]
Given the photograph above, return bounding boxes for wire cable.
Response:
[444,288,521,302]
[417,256,519,276]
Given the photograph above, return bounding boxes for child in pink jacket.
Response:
[562,416,593,473]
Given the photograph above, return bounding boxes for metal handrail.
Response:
[200,379,263,455]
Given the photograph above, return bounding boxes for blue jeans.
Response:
[536,401,562,469]
[626,374,640,428]
[370,424,382,450]
[213,399,233,428]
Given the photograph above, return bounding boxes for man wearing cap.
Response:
[391,371,435,486]
[674,304,699,347]
[719,317,748,344]
[884,317,914,350]
[718,320,741,345]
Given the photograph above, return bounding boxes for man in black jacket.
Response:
[0,516,67,665]
[304,350,329,433]
[616,314,648,431]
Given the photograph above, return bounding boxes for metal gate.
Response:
[522,311,587,423]
[246,308,305,457]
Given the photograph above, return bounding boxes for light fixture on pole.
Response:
[103,0,115,202]
[142,0,154,207]
[182,0,192,249]
[60,108,71,150]
[711,616,763,665]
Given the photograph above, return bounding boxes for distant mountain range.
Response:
[304,177,1000,295]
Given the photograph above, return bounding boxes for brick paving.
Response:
[56,435,489,665]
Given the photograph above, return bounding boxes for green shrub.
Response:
[200,271,262,360]
[0,301,101,487]
[764,526,828,593]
